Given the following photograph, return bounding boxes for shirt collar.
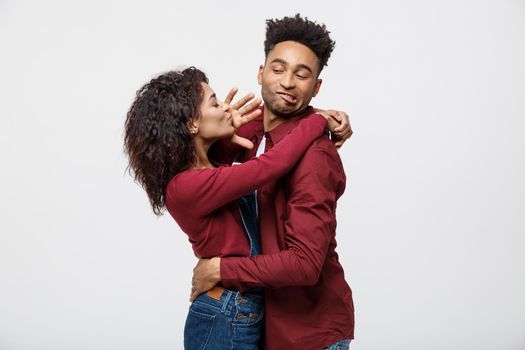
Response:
[264,106,316,144]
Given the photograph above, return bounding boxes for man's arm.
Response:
[191,142,345,299]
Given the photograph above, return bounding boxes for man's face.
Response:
[258,40,323,118]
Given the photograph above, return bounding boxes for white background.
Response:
[1,1,524,349]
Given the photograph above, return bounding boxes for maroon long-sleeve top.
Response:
[165,114,326,259]
[216,107,355,349]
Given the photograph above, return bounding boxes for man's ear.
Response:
[187,119,198,135]
[257,64,264,85]
[312,78,323,97]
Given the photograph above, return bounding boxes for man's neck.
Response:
[263,108,286,132]
[263,106,309,132]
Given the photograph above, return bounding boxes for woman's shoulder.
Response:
[165,169,204,211]
[166,166,227,197]
[168,168,205,189]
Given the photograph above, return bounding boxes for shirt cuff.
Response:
[220,256,241,289]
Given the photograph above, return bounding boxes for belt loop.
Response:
[221,290,233,313]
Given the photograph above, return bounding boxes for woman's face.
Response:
[191,83,234,142]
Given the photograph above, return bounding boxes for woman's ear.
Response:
[187,119,198,135]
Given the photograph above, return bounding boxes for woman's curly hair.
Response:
[264,14,335,74]
[124,67,208,215]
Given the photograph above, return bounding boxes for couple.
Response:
[124,14,355,350]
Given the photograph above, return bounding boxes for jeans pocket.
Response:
[184,308,216,350]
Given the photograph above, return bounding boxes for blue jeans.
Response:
[324,339,352,350]
[184,289,264,349]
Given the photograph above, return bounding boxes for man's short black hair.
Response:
[264,14,336,73]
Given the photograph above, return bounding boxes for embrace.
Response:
[124,14,355,350]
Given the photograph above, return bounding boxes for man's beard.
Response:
[261,87,309,119]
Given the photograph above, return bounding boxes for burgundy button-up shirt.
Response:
[217,107,355,349]
[165,114,326,259]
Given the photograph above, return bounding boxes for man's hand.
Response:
[190,257,221,302]
[224,87,262,150]
[315,109,353,149]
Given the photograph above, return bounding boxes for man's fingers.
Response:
[190,285,195,301]
[190,289,199,302]
[224,87,238,105]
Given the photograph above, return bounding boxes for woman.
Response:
[124,67,329,349]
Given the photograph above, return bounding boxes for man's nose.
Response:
[280,73,295,89]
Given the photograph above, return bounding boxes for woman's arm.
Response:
[168,114,327,216]
[190,143,345,299]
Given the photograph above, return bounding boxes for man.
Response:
[192,14,354,349]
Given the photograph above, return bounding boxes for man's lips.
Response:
[277,91,298,104]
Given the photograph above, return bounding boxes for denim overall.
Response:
[184,192,264,350]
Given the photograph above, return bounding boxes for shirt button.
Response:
[237,296,246,303]
[236,313,245,320]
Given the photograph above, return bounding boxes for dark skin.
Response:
[224,88,353,148]
[190,41,353,301]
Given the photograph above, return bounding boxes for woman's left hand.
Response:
[224,87,262,149]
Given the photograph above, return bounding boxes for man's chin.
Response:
[267,102,307,119]
[273,106,307,119]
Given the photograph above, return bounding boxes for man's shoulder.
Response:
[305,132,341,159]
[285,132,346,195]
[289,134,344,179]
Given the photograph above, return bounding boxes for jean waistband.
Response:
[194,286,264,312]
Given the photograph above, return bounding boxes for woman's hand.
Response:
[315,108,353,149]
[224,87,262,149]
